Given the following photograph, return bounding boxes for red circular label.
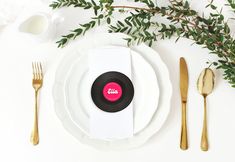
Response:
[103,82,122,102]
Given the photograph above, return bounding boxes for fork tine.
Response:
[32,62,36,79]
[34,62,37,80]
[32,62,43,80]
[39,62,43,79]
[36,62,40,80]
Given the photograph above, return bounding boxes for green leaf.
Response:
[120,27,128,32]
[91,0,96,6]
[184,1,189,8]
[73,28,83,37]
[66,33,74,38]
[107,17,111,24]
[94,9,98,15]
[210,4,217,10]
[80,0,86,4]
[125,19,132,26]
[98,14,104,19]
[74,28,83,33]
[117,21,125,27]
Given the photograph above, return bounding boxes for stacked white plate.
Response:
[53,33,172,150]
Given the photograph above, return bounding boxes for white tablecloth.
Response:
[0,0,235,162]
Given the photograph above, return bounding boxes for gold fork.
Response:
[31,62,43,145]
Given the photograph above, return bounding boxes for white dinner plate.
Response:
[64,47,159,136]
[53,33,172,150]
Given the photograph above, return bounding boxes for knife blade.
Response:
[180,57,189,102]
[179,57,189,150]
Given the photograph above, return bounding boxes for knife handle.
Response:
[180,102,188,150]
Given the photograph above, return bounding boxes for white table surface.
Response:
[0,0,235,162]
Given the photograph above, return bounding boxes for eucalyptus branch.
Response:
[56,15,105,47]
[51,0,114,47]
[50,0,235,88]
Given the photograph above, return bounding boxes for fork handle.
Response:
[31,90,39,145]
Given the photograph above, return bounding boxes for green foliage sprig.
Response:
[50,0,235,88]
[50,0,113,47]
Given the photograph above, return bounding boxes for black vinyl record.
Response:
[91,71,134,113]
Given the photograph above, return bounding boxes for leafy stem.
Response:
[50,0,235,88]
[56,14,107,47]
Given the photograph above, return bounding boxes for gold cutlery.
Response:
[197,68,215,151]
[179,57,189,150]
[31,62,43,145]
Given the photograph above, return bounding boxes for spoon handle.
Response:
[201,96,208,151]
[180,102,188,150]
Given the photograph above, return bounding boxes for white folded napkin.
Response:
[88,46,133,139]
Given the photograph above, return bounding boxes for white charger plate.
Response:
[64,47,159,136]
[53,33,172,150]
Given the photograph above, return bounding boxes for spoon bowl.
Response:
[197,68,215,97]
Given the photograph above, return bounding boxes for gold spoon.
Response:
[197,68,215,151]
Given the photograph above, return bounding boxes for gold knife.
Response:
[180,57,189,150]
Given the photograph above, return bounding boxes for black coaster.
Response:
[91,71,134,113]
